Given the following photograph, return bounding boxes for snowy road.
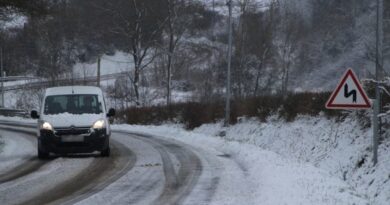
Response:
[0,122,246,205]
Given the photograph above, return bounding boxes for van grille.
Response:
[55,127,90,136]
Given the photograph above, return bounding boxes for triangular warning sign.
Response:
[326,68,371,109]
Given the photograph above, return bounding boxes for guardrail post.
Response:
[0,47,4,108]
[0,71,4,108]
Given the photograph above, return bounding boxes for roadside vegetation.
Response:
[122,92,346,129]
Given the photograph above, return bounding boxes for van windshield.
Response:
[44,95,102,115]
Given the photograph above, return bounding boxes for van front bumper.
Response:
[39,128,109,154]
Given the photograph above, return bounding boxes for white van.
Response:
[31,86,115,159]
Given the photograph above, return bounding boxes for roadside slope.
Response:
[114,122,369,205]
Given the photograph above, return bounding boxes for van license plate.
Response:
[61,135,84,142]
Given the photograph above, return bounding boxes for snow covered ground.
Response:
[200,0,270,16]
[113,113,389,205]
[0,129,35,175]
[1,113,388,204]
[191,115,390,204]
[0,13,27,30]
[72,51,134,78]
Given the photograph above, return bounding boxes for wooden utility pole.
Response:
[97,57,101,87]
[225,0,233,126]
[0,47,4,108]
[166,0,174,106]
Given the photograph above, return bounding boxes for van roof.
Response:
[45,86,103,96]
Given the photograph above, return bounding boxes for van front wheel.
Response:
[101,146,110,157]
[38,147,49,159]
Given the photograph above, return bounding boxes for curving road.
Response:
[0,122,246,205]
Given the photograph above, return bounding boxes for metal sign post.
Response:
[325,68,374,163]
[0,71,4,108]
[326,0,383,165]
[373,0,383,165]
[373,99,379,165]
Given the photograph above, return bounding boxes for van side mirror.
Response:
[107,108,116,117]
[31,110,40,119]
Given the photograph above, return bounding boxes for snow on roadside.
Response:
[0,116,36,124]
[113,121,369,205]
[0,129,36,175]
[193,115,390,205]
[72,51,133,78]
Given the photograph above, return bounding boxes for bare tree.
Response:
[102,0,166,106]
[33,19,75,85]
[252,2,275,96]
[163,0,187,105]
[30,1,80,86]
[231,0,276,96]
[128,1,164,106]
[274,4,302,96]
[232,0,251,98]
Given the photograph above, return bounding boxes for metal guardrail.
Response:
[0,76,39,82]
[3,72,128,91]
[0,120,36,129]
[0,108,29,118]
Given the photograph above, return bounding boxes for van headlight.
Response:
[92,119,105,129]
[41,122,53,131]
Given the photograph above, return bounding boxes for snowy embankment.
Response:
[0,114,387,204]
[114,114,389,205]
[194,115,390,205]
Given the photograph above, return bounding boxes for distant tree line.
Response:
[0,0,388,109]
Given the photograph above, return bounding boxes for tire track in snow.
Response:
[1,122,220,205]
[0,126,47,184]
[0,157,46,184]
[116,131,204,205]
[18,139,136,205]
[0,123,137,205]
